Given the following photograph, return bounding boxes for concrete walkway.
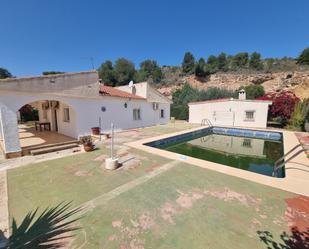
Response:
[0,147,82,172]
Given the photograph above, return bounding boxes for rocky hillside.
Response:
[156,70,309,99]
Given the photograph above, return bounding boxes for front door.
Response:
[54,109,58,132]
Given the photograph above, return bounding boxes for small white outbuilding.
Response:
[188,90,272,128]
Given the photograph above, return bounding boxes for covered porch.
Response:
[19,123,77,155]
[0,98,79,158]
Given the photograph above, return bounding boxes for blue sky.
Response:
[1,0,308,76]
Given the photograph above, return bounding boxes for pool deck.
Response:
[126,126,309,197]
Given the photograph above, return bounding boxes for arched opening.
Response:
[15,100,78,155]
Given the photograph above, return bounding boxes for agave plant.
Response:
[6,202,83,249]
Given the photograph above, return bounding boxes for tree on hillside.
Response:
[249,52,263,70]
[0,67,12,79]
[206,55,218,74]
[114,58,136,86]
[265,58,275,71]
[151,67,163,83]
[231,52,249,69]
[217,53,228,71]
[133,70,148,83]
[139,60,163,83]
[140,60,158,76]
[182,52,195,74]
[195,58,207,77]
[297,47,309,65]
[98,60,117,86]
[238,85,265,99]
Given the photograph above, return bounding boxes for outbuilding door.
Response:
[213,110,235,126]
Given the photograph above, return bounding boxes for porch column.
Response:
[0,104,21,158]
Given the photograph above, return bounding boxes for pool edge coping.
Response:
[126,126,309,197]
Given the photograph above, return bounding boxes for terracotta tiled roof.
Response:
[99,85,145,100]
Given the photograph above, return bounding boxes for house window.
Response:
[63,108,70,122]
[133,109,141,120]
[42,109,47,119]
[245,111,255,121]
[160,109,165,118]
[242,138,252,148]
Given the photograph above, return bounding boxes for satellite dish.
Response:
[128,80,134,88]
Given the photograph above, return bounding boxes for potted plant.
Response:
[103,133,111,139]
[79,135,94,152]
[91,127,101,135]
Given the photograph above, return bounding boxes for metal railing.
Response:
[272,143,309,176]
[201,118,213,127]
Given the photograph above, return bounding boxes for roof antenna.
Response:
[81,56,95,69]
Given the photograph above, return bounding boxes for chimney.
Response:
[239,89,246,100]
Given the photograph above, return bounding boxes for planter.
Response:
[91,127,101,135]
[305,121,309,132]
[83,143,94,152]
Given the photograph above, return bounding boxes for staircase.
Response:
[23,140,80,156]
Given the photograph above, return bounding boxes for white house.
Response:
[188,90,272,128]
[0,71,171,158]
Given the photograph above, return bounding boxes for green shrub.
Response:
[171,83,236,120]
[297,47,309,65]
[0,67,12,79]
[287,99,309,131]
[171,104,189,120]
[238,85,265,100]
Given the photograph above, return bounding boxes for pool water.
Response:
[156,133,284,178]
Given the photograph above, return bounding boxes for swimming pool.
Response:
[145,127,284,178]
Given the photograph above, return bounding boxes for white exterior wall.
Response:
[117,82,148,98]
[71,97,170,136]
[56,102,78,138]
[0,104,21,153]
[189,100,271,128]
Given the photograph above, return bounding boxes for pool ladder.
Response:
[272,143,309,176]
[201,118,213,127]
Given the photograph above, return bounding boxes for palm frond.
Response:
[8,202,83,249]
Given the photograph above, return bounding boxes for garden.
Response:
[3,123,309,248]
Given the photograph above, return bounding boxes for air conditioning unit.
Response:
[42,101,49,110]
[50,101,59,109]
[152,103,159,110]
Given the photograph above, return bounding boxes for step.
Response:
[30,143,80,156]
[23,140,79,155]
[25,140,79,151]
